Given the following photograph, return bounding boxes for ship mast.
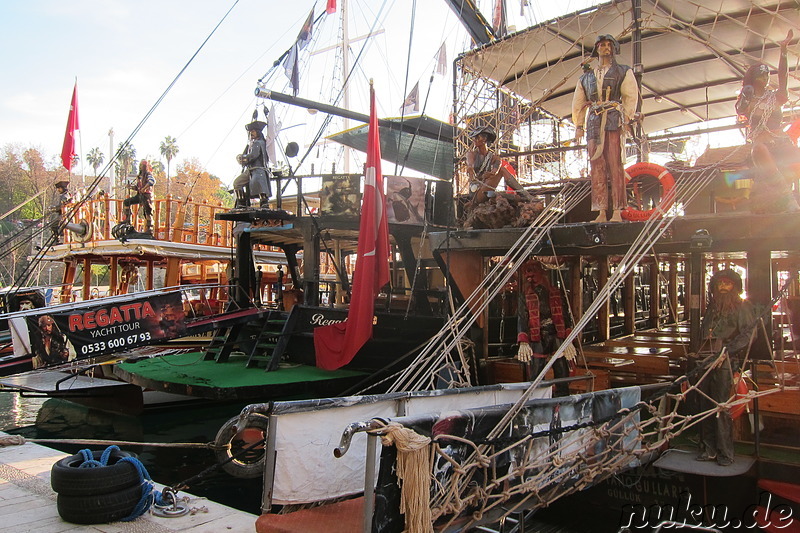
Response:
[341,0,351,173]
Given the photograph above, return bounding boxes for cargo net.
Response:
[374,331,794,532]
[451,0,800,200]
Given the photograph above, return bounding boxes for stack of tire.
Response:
[50,448,144,524]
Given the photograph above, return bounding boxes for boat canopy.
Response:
[457,0,800,134]
[328,115,454,180]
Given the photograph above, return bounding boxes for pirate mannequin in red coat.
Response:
[515,259,576,397]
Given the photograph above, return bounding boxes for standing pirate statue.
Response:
[49,180,72,244]
[114,160,156,240]
[233,118,271,208]
[572,34,639,223]
[693,268,757,466]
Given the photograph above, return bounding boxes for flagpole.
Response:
[341,0,351,173]
[79,129,85,190]
[76,77,84,189]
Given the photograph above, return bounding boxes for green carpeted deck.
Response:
[116,352,366,389]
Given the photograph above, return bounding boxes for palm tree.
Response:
[159,136,179,196]
[86,147,104,177]
[115,143,136,198]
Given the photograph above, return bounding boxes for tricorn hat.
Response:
[469,125,497,144]
[245,120,267,132]
[54,180,70,189]
[709,268,743,295]
[591,34,621,57]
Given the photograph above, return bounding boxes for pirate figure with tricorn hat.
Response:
[462,124,535,228]
[233,119,271,208]
[49,180,72,244]
[572,34,640,223]
[693,268,757,466]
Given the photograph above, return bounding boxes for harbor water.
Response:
[0,392,263,514]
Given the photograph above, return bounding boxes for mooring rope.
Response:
[0,435,224,450]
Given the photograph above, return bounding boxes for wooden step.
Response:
[758,479,800,505]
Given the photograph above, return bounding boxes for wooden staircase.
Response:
[245,310,290,369]
[203,324,244,362]
[201,309,295,369]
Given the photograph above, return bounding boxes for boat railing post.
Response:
[103,195,112,239]
[154,197,161,239]
[165,195,173,241]
[261,414,279,514]
[362,432,378,533]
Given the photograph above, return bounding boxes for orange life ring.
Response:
[621,162,675,221]
[731,372,750,420]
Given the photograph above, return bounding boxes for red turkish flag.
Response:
[61,82,79,172]
[326,0,336,14]
[314,84,390,370]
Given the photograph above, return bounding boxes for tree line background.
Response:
[0,139,234,288]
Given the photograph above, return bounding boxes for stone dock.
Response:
[0,432,256,532]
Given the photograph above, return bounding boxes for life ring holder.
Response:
[621,162,676,221]
[214,414,269,478]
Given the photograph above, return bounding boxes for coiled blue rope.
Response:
[76,445,169,522]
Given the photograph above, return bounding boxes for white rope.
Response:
[389,182,590,392]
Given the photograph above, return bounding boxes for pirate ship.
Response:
[234,1,800,531]
[1,0,799,530]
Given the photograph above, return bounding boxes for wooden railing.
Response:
[61,195,233,247]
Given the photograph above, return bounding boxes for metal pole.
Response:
[362,433,377,533]
[631,0,646,163]
[254,89,453,142]
[108,128,115,198]
[688,252,703,353]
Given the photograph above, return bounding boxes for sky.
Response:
[0,0,599,187]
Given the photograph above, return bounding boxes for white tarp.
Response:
[270,384,551,504]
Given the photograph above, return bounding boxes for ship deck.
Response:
[114,351,367,401]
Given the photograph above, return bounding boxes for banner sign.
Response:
[25,291,186,368]
[320,174,361,216]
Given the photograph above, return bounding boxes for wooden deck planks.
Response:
[0,432,256,533]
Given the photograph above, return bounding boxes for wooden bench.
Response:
[581,345,672,372]
[603,335,690,357]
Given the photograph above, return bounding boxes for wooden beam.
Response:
[570,257,583,324]
[688,252,704,353]
[623,268,635,334]
[598,256,610,341]
[109,257,118,297]
[82,258,92,301]
[668,259,679,324]
[748,248,773,360]
[649,261,660,328]
[146,260,154,291]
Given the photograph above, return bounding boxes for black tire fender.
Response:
[51,449,140,496]
[56,483,144,524]
[214,414,268,479]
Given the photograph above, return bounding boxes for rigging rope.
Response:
[388,181,590,393]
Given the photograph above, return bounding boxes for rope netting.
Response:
[452,0,800,196]
[367,3,800,526]
[375,342,795,531]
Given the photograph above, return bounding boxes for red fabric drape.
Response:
[61,83,79,172]
[314,84,389,370]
